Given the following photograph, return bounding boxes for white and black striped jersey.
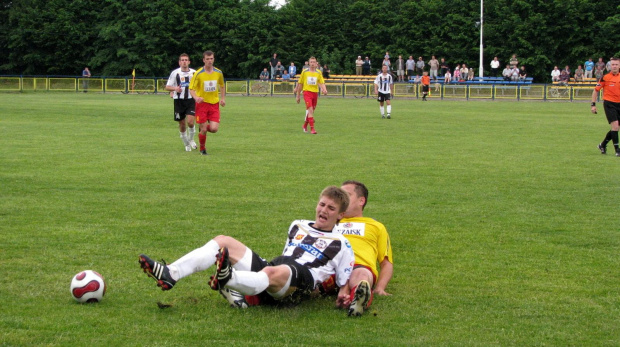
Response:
[282,220,354,287]
[374,72,393,94]
[166,67,195,100]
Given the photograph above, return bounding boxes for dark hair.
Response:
[203,50,214,57]
[342,180,369,210]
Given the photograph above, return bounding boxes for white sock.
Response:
[180,131,189,146]
[387,105,392,114]
[269,267,292,299]
[188,126,195,141]
[380,106,385,116]
[304,110,309,121]
[226,270,269,296]
[170,240,219,280]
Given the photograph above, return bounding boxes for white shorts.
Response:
[397,70,405,76]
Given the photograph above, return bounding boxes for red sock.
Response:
[308,117,315,130]
[199,133,207,151]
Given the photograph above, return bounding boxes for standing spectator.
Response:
[382,56,391,71]
[362,57,371,75]
[295,56,327,134]
[406,56,415,81]
[420,71,430,101]
[81,67,91,92]
[269,53,278,80]
[429,55,439,81]
[259,68,269,80]
[416,56,425,75]
[275,61,284,78]
[592,57,620,157]
[288,62,297,78]
[574,65,584,82]
[550,66,561,82]
[490,57,500,77]
[595,57,606,81]
[374,65,394,118]
[440,58,449,76]
[502,64,512,81]
[165,53,197,152]
[189,50,226,156]
[509,54,518,68]
[322,64,330,79]
[584,58,594,79]
[395,55,405,82]
[355,56,363,75]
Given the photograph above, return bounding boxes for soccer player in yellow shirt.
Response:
[295,56,327,134]
[189,50,226,155]
[331,180,393,316]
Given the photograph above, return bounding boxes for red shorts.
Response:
[303,91,318,110]
[195,102,220,124]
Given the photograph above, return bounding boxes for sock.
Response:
[226,270,270,296]
[199,133,207,151]
[304,110,309,121]
[387,105,391,115]
[380,106,385,116]
[188,126,195,141]
[170,240,219,280]
[612,131,619,151]
[180,131,189,146]
[308,117,315,130]
[602,131,612,146]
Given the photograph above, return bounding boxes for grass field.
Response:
[1,92,619,346]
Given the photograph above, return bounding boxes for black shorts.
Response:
[173,98,195,122]
[422,85,430,93]
[603,100,620,124]
[249,253,315,306]
[377,92,391,102]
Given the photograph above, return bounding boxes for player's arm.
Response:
[189,88,203,104]
[219,80,226,107]
[319,83,327,95]
[374,257,393,296]
[390,83,395,96]
[295,80,303,103]
[591,87,600,114]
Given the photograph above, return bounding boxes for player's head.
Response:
[382,65,388,73]
[341,180,368,217]
[202,50,215,67]
[610,57,619,74]
[309,57,318,69]
[315,186,349,230]
[179,53,190,68]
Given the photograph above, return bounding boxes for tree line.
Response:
[1,0,618,82]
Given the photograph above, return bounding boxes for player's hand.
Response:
[195,97,204,104]
[373,288,392,296]
[220,99,226,107]
[296,95,300,104]
[591,106,597,114]
[176,86,182,93]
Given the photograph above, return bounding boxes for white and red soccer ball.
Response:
[70,270,107,303]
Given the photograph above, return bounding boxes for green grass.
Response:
[1,93,619,346]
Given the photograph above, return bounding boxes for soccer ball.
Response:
[70,270,107,303]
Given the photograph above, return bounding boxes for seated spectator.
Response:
[288,62,297,78]
[574,65,584,82]
[510,66,520,81]
[281,69,291,81]
[453,64,461,82]
[502,64,512,81]
[444,69,451,84]
[259,68,269,80]
[460,64,469,81]
[559,69,570,85]
[519,65,527,81]
[322,64,330,79]
[467,67,475,81]
[550,66,561,82]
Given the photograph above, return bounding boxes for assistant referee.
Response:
[592,57,620,157]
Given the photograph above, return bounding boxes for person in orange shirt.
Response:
[421,71,431,101]
[592,57,620,157]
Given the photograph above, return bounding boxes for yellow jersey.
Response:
[298,69,324,93]
[333,216,392,279]
[189,66,224,104]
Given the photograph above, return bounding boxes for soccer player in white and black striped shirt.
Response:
[165,53,196,152]
[374,65,395,119]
